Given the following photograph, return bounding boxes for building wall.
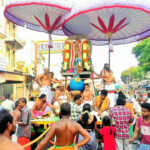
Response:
[5,18,17,71]
[0,2,29,100]
[0,1,17,71]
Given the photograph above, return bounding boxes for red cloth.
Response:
[18,137,31,150]
[100,126,116,150]
[108,91,115,94]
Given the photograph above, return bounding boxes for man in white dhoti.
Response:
[94,63,116,107]
[35,68,60,104]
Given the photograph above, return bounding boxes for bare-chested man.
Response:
[11,100,21,142]
[35,103,90,150]
[53,83,71,115]
[94,63,116,107]
[95,63,116,86]
[35,68,60,103]
[32,94,56,118]
[11,100,21,123]
[54,83,70,103]
[0,135,24,150]
[82,84,93,105]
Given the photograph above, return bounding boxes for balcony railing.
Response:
[5,38,25,50]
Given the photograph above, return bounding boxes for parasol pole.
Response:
[34,42,38,76]
[48,32,53,71]
[108,33,113,67]
[108,39,111,67]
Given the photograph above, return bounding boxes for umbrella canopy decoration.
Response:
[4,0,72,33]
[5,0,150,67]
[63,0,150,65]
[63,0,150,46]
[4,0,72,70]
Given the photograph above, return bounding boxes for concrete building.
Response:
[0,1,33,100]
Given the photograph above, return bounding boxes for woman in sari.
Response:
[77,103,98,150]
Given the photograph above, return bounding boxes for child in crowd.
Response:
[99,116,116,150]
[129,103,150,150]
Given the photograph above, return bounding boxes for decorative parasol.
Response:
[4,0,72,71]
[63,0,150,65]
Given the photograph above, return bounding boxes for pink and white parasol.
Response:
[63,0,150,46]
[4,0,72,33]
[4,0,72,70]
[63,0,150,65]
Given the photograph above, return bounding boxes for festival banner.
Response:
[36,39,66,54]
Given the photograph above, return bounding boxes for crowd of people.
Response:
[0,65,150,150]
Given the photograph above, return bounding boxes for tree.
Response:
[121,66,144,83]
[121,70,130,84]
[132,38,150,72]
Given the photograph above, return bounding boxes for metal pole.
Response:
[108,38,113,67]
[48,47,50,71]
[108,39,111,67]
[109,45,111,67]
[48,33,52,71]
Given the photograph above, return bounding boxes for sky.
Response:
[16,26,138,81]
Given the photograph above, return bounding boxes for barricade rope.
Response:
[23,126,51,148]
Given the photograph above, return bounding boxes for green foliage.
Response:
[132,38,150,72]
[121,66,144,83]
[121,38,150,83]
